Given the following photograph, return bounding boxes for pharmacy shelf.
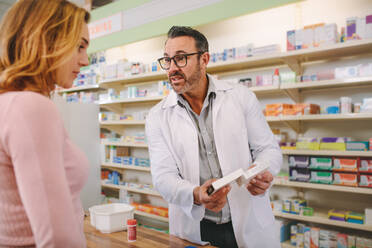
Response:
[57,84,100,93]
[281,77,372,91]
[250,85,281,94]
[273,179,372,195]
[95,39,372,89]
[267,113,372,122]
[101,162,151,172]
[101,140,148,148]
[99,95,164,105]
[100,120,146,125]
[101,182,161,197]
[99,96,164,113]
[99,70,167,88]
[207,39,372,74]
[273,209,372,232]
[281,149,372,157]
[134,210,169,223]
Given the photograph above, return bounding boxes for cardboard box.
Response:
[333,172,358,187]
[359,174,372,188]
[287,30,296,51]
[360,159,372,173]
[333,158,358,172]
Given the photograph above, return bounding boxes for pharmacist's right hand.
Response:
[193,179,231,213]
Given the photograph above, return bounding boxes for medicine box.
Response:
[333,158,358,172]
[289,167,310,182]
[323,23,338,45]
[295,29,303,50]
[346,141,369,151]
[348,235,356,248]
[283,199,291,213]
[290,199,307,215]
[296,142,320,150]
[337,233,348,248]
[366,15,372,39]
[359,174,372,187]
[310,227,319,248]
[345,211,364,224]
[319,142,346,151]
[304,226,311,248]
[310,171,333,184]
[347,17,357,40]
[289,155,309,168]
[302,26,314,49]
[287,30,296,51]
[359,159,372,173]
[290,224,297,246]
[309,157,332,170]
[333,172,358,187]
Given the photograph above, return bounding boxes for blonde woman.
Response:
[0,0,90,247]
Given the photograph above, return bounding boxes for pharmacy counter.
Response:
[84,217,215,248]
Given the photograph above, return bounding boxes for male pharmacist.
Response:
[146,26,282,247]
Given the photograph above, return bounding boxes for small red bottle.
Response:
[127,219,137,242]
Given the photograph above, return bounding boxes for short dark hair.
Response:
[167,26,209,52]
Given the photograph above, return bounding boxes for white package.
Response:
[207,161,269,195]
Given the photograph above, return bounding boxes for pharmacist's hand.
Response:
[193,179,231,213]
[246,170,273,196]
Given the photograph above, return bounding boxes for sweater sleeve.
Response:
[1,92,85,248]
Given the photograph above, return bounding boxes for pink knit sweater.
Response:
[0,91,89,247]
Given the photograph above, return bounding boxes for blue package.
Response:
[327,106,339,114]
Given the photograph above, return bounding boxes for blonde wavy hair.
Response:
[0,0,90,97]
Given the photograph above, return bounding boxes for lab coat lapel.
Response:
[169,98,200,185]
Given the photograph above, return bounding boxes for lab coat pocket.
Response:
[252,195,274,229]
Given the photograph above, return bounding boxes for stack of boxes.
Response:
[288,155,372,188]
[289,222,372,248]
[265,103,320,117]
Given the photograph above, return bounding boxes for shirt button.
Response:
[207,151,212,155]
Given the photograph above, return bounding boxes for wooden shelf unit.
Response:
[273,178,372,195]
[273,209,372,232]
[101,162,151,172]
[281,149,372,157]
[97,38,372,229]
[101,140,148,148]
[101,182,161,197]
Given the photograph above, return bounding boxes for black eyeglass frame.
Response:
[157,51,205,70]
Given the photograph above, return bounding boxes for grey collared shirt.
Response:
[177,78,231,224]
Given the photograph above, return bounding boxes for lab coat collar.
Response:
[161,74,233,109]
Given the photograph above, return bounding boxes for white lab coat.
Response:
[145,75,282,247]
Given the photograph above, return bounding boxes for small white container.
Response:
[89,203,134,233]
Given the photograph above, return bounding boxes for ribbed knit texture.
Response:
[0,91,89,247]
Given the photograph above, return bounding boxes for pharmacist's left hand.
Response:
[246,171,273,196]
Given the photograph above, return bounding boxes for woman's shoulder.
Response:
[0,91,59,120]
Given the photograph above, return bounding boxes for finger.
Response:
[210,185,230,200]
[247,185,266,195]
[251,180,270,191]
[261,171,273,183]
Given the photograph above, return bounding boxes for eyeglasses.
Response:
[158,51,204,70]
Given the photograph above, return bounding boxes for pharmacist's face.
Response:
[56,23,90,88]
[164,36,203,95]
